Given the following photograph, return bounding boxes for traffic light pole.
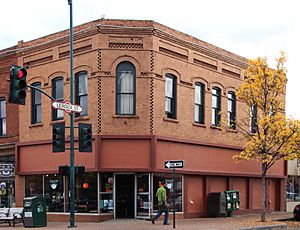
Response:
[68,0,76,227]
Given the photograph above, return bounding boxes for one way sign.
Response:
[164,160,184,169]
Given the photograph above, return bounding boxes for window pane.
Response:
[119,72,133,93]
[44,174,64,212]
[195,85,201,104]
[25,175,43,197]
[165,98,171,113]
[228,100,233,112]
[54,78,64,100]
[78,74,88,95]
[119,94,133,114]
[194,105,200,122]
[36,105,41,123]
[212,109,216,125]
[165,77,173,98]
[212,95,217,108]
[0,100,6,117]
[80,96,88,116]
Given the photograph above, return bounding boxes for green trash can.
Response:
[23,196,47,227]
[224,190,240,217]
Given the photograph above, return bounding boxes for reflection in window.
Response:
[0,99,6,136]
[153,173,183,212]
[100,173,113,213]
[25,175,43,197]
[75,72,88,116]
[76,173,98,213]
[165,74,177,119]
[25,173,98,213]
[31,82,42,124]
[212,87,221,126]
[44,174,64,212]
[52,77,64,120]
[227,91,236,129]
[194,83,205,124]
[116,61,136,115]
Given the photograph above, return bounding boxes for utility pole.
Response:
[68,0,76,227]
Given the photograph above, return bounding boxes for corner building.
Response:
[15,19,285,222]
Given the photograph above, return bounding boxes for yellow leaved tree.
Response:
[234,52,300,222]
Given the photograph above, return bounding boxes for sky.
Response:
[1,0,299,118]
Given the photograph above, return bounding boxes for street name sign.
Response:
[164,160,184,169]
[52,101,83,113]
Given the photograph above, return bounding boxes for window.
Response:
[0,99,6,136]
[116,61,136,115]
[75,71,88,116]
[100,173,113,213]
[194,83,205,124]
[250,105,257,133]
[31,82,42,124]
[52,77,64,120]
[212,87,221,126]
[227,91,236,129]
[165,74,177,119]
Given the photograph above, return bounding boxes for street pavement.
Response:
[0,212,297,230]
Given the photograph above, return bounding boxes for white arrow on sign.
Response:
[165,160,184,169]
[52,101,83,113]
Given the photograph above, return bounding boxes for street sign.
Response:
[52,101,83,113]
[164,160,184,169]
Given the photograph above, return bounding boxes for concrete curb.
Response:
[239,224,287,230]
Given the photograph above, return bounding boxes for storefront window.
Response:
[44,174,64,212]
[25,172,98,213]
[25,175,43,197]
[76,172,97,213]
[100,173,113,213]
[153,173,183,212]
[286,176,300,202]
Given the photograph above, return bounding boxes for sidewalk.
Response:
[0,212,296,230]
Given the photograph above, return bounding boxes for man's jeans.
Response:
[154,206,169,224]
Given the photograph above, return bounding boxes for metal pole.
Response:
[68,0,76,227]
[173,168,176,229]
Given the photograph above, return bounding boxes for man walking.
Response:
[151,181,169,225]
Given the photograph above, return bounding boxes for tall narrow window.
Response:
[212,87,221,126]
[194,83,205,124]
[31,82,42,124]
[75,71,88,117]
[0,99,6,136]
[250,105,257,133]
[165,74,177,119]
[227,91,236,129]
[116,61,136,115]
[52,77,64,120]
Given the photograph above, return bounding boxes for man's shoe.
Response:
[151,216,155,224]
[163,223,170,225]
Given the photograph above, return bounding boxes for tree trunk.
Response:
[261,162,267,222]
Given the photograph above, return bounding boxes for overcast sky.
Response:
[1,0,299,118]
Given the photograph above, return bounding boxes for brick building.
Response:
[12,19,285,222]
[0,46,19,208]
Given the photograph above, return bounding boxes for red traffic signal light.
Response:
[8,65,27,105]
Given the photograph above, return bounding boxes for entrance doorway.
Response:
[115,174,134,218]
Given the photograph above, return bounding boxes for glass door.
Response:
[136,173,151,219]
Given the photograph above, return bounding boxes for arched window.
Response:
[194,83,205,124]
[212,87,221,126]
[52,77,64,120]
[31,82,42,124]
[75,71,88,116]
[116,61,136,115]
[227,91,236,129]
[165,74,177,119]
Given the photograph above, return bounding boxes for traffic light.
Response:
[8,65,27,105]
[75,166,85,176]
[59,165,69,176]
[79,123,92,152]
[52,123,65,152]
